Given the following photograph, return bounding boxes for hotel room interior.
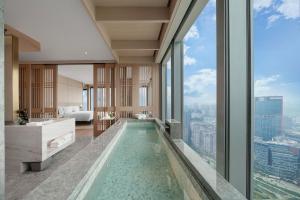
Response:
[0,0,299,200]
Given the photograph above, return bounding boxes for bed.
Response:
[59,106,93,123]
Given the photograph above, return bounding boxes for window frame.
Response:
[161,48,173,122]
[160,0,253,198]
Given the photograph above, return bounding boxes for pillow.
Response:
[72,106,80,112]
[64,106,73,113]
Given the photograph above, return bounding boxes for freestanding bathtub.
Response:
[71,121,202,200]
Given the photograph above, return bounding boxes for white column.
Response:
[173,41,183,122]
[0,0,5,198]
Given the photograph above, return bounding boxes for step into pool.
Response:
[82,122,189,200]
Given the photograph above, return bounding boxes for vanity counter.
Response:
[5,118,75,173]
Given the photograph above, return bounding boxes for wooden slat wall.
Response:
[94,64,115,137]
[116,65,134,118]
[43,65,58,118]
[19,64,58,118]
[115,64,160,118]
[93,63,160,136]
[31,65,44,118]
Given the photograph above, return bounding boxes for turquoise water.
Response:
[83,122,185,200]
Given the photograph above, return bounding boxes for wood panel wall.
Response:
[57,75,83,107]
[5,36,19,122]
[19,64,58,118]
[19,64,31,115]
[93,63,160,136]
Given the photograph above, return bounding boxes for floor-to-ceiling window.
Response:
[182,0,216,167]
[253,0,300,198]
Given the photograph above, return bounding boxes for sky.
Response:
[183,0,300,117]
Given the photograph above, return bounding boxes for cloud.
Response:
[184,25,199,41]
[184,68,216,106]
[253,0,273,11]
[184,55,197,66]
[277,0,300,19]
[254,75,300,116]
[267,14,281,28]
[255,74,280,94]
[253,0,299,28]
[184,45,196,66]
[184,68,216,94]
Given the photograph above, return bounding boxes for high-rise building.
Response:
[183,108,192,144]
[254,138,300,185]
[255,96,283,140]
[184,109,216,159]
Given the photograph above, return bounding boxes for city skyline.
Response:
[183,1,300,197]
[183,0,300,116]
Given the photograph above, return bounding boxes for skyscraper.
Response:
[255,96,283,141]
[254,139,300,185]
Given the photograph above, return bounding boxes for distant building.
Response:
[254,138,300,185]
[183,108,216,159]
[286,132,300,143]
[255,96,283,140]
[183,109,192,144]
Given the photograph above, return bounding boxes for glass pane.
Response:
[253,0,300,198]
[139,66,152,107]
[97,88,106,107]
[82,89,88,111]
[183,0,216,167]
[166,59,172,120]
[139,87,147,107]
[90,88,94,111]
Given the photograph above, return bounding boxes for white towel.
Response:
[48,133,73,148]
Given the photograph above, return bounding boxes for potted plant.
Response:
[16,109,29,125]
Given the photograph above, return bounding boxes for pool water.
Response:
[83,122,185,200]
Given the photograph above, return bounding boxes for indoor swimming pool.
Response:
[81,122,188,200]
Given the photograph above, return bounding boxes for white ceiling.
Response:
[4,0,114,62]
[93,0,169,7]
[58,65,93,84]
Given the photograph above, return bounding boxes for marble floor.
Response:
[5,125,93,200]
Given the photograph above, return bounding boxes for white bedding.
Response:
[63,111,93,122]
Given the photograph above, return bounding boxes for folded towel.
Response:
[48,138,65,148]
[48,133,73,148]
